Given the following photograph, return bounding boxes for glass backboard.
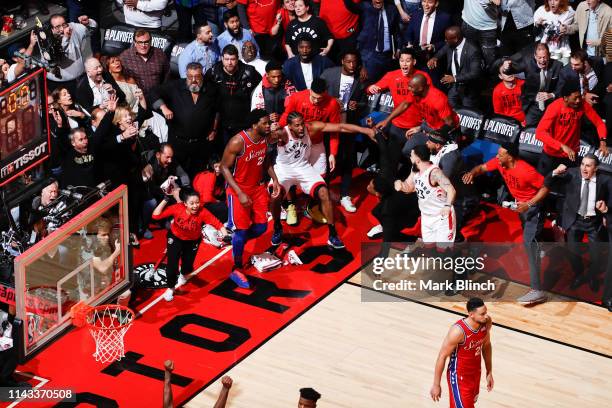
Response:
[13,185,130,359]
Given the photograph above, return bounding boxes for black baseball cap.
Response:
[427,125,453,144]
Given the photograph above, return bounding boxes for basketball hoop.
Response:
[71,303,135,363]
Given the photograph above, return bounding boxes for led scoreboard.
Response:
[0,68,50,186]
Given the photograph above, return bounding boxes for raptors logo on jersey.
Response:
[232,130,268,189]
[276,125,312,166]
[414,165,448,216]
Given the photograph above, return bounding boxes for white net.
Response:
[86,305,135,363]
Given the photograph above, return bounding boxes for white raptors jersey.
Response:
[414,165,448,216]
[276,126,312,166]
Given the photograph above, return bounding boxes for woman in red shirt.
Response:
[153,189,228,301]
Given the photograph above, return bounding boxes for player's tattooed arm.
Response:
[395,172,416,193]
[430,168,456,205]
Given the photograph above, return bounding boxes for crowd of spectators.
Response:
[0,0,610,308]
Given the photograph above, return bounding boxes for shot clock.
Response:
[0,68,50,186]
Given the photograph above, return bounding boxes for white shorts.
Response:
[274,162,326,197]
[421,208,456,244]
[309,142,327,176]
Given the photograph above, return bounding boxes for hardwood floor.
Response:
[185,284,612,407]
[352,256,612,357]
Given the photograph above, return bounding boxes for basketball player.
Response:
[221,109,281,289]
[395,145,456,244]
[270,111,375,248]
[430,297,493,408]
[279,78,342,224]
[298,387,322,407]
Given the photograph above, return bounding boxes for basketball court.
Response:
[7,174,612,407]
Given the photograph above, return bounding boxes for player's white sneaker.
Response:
[175,274,187,288]
[340,196,357,213]
[367,224,383,238]
[162,288,174,302]
[285,250,303,265]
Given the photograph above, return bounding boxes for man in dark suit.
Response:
[404,0,452,64]
[152,62,218,176]
[368,128,420,255]
[75,57,126,114]
[320,48,368,212]
[548,155,609,293]
[556,49,605,106]
[282,36,335,91]
[427,26,483,109]
[600,174,612,312]
[357,0,402,84]
[509,43,563,127]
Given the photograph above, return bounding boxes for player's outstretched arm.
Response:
[315,122,376,140]
[213,376,233,408]
[462,164,488,185]
[220,136,245,195]
[482,318,494,392]
[430,325,464,402]
[163,360,174,408]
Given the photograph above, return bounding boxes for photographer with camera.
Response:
[45,14,98,96]
[534,0,576,56]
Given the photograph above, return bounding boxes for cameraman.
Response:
[29,179,62,238]
[46,14,97,96]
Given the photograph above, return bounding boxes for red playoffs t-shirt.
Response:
[238,0,280,34]
[153,203,222,241]
[415,86,458,129]
[317,0,360,40]
[535,97,607,158]
[372,69,431,129]
[193,171,221,204]
[492,80,526,124]
[279,89,341,154]
[484,158,544,202]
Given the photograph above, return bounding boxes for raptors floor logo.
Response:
[134,263,169,288]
